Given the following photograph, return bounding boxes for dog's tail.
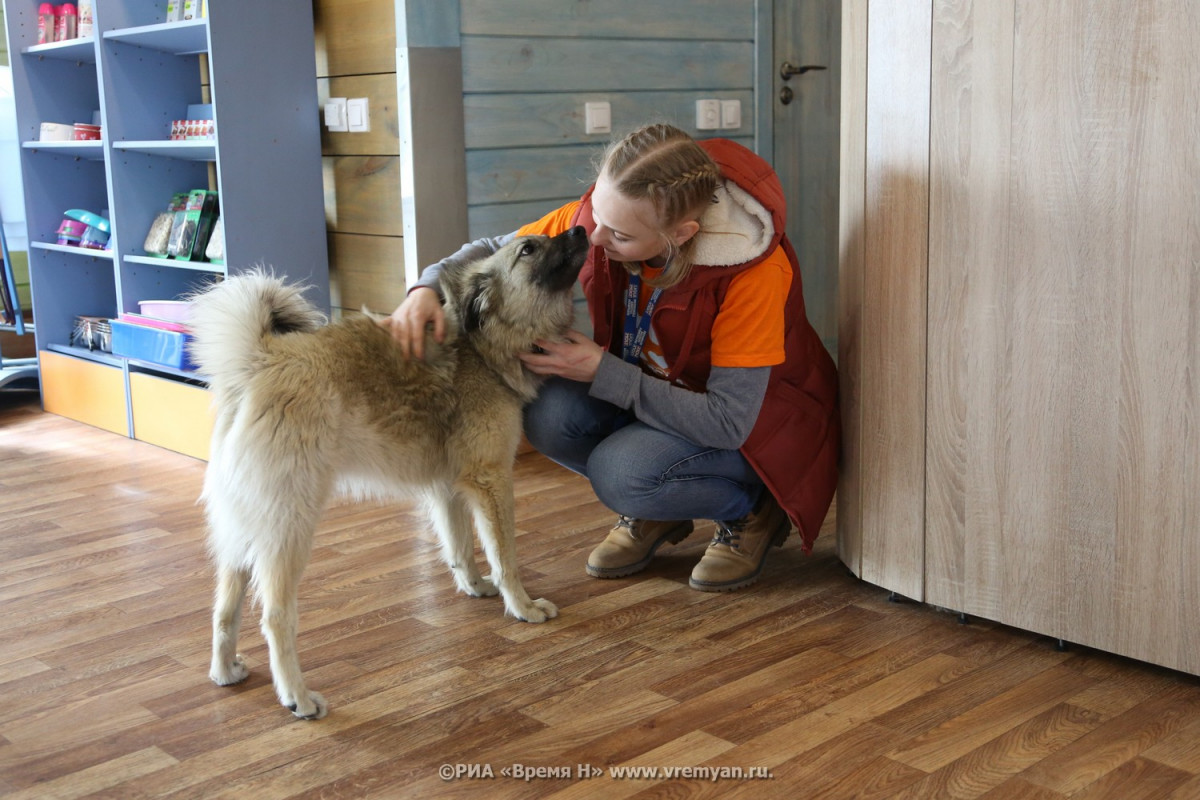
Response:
[187,268,326,389]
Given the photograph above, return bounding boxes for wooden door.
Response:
[924,0,1200,674]
[837,0,932,599]
[772,0,842,356]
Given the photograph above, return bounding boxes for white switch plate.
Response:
[347,97,370,133]
[585,101,611,134]
[720,99,741,129]
[696,99,720,131]
[324,97,347,132]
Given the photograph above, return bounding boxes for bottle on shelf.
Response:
[37,3,56,44]
[77,0,94,38]
[56,3,78,42]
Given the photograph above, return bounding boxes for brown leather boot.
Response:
[688,494,791,592]
[586,516,695,578]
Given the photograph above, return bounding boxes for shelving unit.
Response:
[3,0,329,458]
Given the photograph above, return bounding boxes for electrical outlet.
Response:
[695,99,721,131]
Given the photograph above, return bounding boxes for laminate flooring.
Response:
[2,391,1199,799]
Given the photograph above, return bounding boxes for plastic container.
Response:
[110,320,197,371]
[138,300,193,323]
[56,218,87,246]
[39,122,74,142]
[76,0,94,38]
[64,209,111,250]
[56,4,77,42]
[37,4,56,44]
[72,123,101,141]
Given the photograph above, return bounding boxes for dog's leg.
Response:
[460,474,558,623]
[258,559,328,720]
[210,563,251,686]
[426,488,498,598]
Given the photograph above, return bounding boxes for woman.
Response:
[384,123,839,592]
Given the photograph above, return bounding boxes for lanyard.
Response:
[622,272,662,365]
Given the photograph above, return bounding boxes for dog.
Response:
[187,226,590,719]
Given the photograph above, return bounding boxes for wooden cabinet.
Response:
[3,0,328,459]
[838,0,1200,676]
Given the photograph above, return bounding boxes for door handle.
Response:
[780,62,827,81]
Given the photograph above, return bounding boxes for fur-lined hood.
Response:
[691,179,776,267]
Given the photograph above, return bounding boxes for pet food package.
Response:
[147,193,187,256]
[204,216,225,264]
[167,189,219,260]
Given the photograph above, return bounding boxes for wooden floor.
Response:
[3,391,1200,799]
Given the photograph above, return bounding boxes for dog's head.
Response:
[456,226,589,344]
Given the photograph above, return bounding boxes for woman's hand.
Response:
[518,329,604,382]
[377,287,445,360]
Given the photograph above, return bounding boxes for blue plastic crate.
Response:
[109,320,197,371]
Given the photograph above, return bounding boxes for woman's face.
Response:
[589,174,670,266]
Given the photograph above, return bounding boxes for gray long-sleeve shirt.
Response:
[413,234,768,451]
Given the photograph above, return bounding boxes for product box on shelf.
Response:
[109,319,196,371]
[167,189,219,261]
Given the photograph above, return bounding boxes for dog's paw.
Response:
[516,598,559,624]
[285,690,328,720]
[210,655,250,686]
[460,574,499,597]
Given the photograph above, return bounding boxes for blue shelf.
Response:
[31,242,115,259]
[124,254,223,272]
[6,0,328,443]
[113,140,216,161]
[102,19,208,55]
[21,37,97,63]
[22,140,106,160]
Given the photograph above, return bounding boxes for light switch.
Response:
[696,99,720,131]
[347,97,370,133]
[585,101,611,134]
[324,97,347,132]
[721,99,741,129]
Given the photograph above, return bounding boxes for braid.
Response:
[600,124,720,288]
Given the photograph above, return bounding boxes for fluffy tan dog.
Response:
[188,227,589,719]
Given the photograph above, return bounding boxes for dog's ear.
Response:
[461,273,491,332]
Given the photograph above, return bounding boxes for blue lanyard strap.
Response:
[622,272,662,365]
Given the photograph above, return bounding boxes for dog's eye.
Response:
[519,242,537,257]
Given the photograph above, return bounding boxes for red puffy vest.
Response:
[574,138,839,552]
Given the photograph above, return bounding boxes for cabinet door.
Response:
[837,0,931,600]
[40,350,129,436]
[925,0,1200,674]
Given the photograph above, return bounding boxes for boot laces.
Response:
[713,517,747,549]
[614,515,635,531]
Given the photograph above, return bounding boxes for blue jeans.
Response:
[523,378,764,522]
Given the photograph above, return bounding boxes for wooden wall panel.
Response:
[458,0,754,39]
[328,232,406,316]
[848,0,932,599]
[322,156,402,237]
[313,0,397,77]
[461,38,752,94]
[924,0,1015,617]
[457,4,764,242]
[463,90,755,150]
[315,0,404,317]
[317,75,400,157]
[836,0,868,574]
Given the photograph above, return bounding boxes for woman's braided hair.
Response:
[599,123,720,289]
